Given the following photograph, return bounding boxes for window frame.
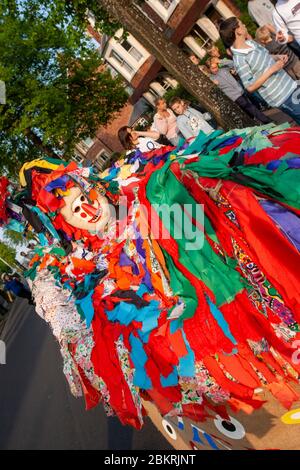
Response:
[105,31,150,81]
[146,0,180,22]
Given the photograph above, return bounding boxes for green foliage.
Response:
[62,0,121,37]
[134,122,149,131]
[0,0,128,177]
[3,228,34,247]
[215,39,227,58]
[3,229,24,247]
[0,240,16,273]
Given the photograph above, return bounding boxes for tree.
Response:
[3,228,35,247]
[0,0,128,176]
[0,240,17,273]
[92,0,254,130]
[20,0,254,130]
[3,229,24,247]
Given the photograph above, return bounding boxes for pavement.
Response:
[264,107,295,125]
[0,298,172,450]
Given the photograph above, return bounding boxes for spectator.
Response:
[169,97,214,140]
[207,45,234,67]
[189,54,201,67]
[20,251,32,270]
[256,25,300,79]
[189,54,210,75]
[208,57,272,123]
[2,273,33,304]
[118,126,162,153]
[153,98,180,146]
[220,17,300,123]
[248,0,275,27]
[27,242,36,251]
[273,0,300,45]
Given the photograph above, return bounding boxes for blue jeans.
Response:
[280,87,300,124]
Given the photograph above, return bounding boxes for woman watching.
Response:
[118,126,162,153]
[153,97,180,146]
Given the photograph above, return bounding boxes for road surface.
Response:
[0,298,171,450]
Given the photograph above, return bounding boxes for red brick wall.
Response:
[87,0,241,154]
[141,3,167,31]
[130,56,157,89]
[86,139,112,161]
[169,0,210,44]
[128,0,209,103]
[89,102,134,155]
[130,58,162,104]
[223,0,240,17]
[130,0,240,102]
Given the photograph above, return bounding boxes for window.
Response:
[83,137,94,148]
[106,64,119,78]
[158,0,175,7]
[189,24,212,50]
[75,137,94,156]
[134,117,149,129]
[109,50,135,76]
[213,0,235,20]
[204,4,223,28]
[146,0,179,22]
[157,74,176,92]
[94,149,111,172]
[73,152,84,164]
[143,88,161,107]
[105,30,149,81]
[121,39,143,62]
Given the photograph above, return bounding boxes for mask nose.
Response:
[81,203,98,217]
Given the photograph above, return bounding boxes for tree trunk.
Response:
[25,129,61,159]
[97,0,254,130]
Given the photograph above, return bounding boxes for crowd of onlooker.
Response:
[118,1,300,153]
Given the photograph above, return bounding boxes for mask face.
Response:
[60,186,113,233]
[144,384,300,451]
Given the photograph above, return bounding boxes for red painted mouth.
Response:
[82,201,103,223]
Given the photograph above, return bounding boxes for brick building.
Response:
[77,0,239,168]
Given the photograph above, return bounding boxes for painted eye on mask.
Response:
[161,419,178,441]
[74,206,80,213]
[213,415,245,440]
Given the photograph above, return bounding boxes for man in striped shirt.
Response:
[219,17,300,124]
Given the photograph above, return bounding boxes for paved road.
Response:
[0,298,171,450]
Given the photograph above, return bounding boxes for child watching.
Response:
[219,17,300,123]
[207,57,271,123]
[207,45,233,67]
[256,25,300,80]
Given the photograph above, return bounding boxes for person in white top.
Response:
[248,0,275,27]
[153,98,180,146]
[118,126,162,153]
[273,0,300,44]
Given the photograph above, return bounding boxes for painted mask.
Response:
[60,186,113,233]
[143,385,300,450]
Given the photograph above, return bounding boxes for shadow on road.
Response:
[0,299,171,450]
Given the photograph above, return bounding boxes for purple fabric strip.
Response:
[260,200,300,251]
